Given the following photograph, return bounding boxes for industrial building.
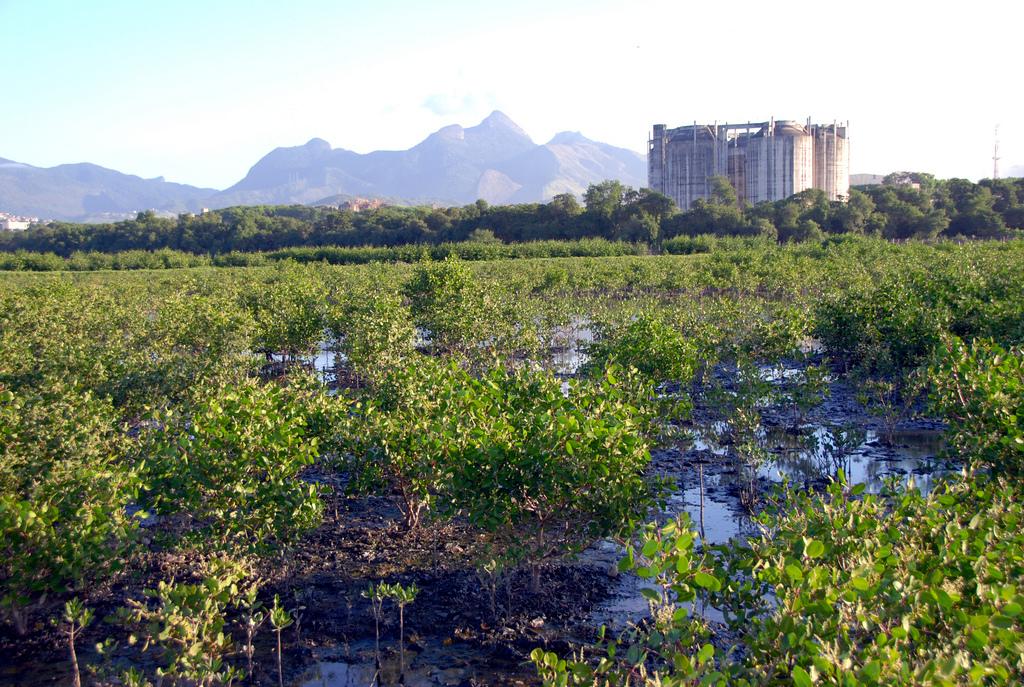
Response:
[648,118,849,209]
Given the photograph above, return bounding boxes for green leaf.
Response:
[967,628,988,651]
[791,665,812,687]
[861,660,881,681]
[850,576,870,592]
[693,571,721,591]
[805,540,825,559]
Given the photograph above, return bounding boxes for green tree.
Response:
[709,175,738,207]
[584,180,629,236]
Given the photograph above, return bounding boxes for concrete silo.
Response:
[648,117,850,209]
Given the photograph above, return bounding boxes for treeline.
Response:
[665,172,1024,242]
[2,173,1021,258]
[0,236,734,272]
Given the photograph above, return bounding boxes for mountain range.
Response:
[1,112,647,221]
[0,158,214,222]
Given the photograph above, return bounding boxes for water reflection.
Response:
[547,317,593,376]
[761,426,948,494]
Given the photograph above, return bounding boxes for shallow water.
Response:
[299,639,530,687]
[547,318,593,376]
[587,422,950,634]
[761,426,948,494]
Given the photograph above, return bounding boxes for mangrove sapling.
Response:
[362,583,387,670]
[245,262,326,366]
[733,406,770,511]
[324,278,415,387]
[0,385,142,635]
[787,362,830,432]
[269,594,293,687]
[118,560,245,686]
[816,423,865,481]
[402,255,503,365]
[533,514,721,686]
[697,460,706,542]
[929,336,1024,475]
[581,310,698,389]
[289,588,308,646]
[237,583,266,684]
[382,582,420,679]
[340,358,467,531]
[120,667,153,687]
[712,358,773,510]
[141,378,323,551]
[857,371,924,445]
[61,598,93,687]
[475,556,510,622]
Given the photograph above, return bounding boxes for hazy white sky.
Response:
[1,0,1021,189]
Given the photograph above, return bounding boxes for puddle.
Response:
[300,639,531,687]
[669,472,746,545]
[583,537,726,633]
[547,318,593,376]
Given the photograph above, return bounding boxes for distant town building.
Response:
[648,118,850,209]
[0,212,37,231]
[339,197,386,212]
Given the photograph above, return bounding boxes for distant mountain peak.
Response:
[480,110,515,126]
[475,110,530,138]
[548,131,590,146]
[305,138,331,151]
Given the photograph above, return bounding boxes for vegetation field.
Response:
[1,235,1023,686]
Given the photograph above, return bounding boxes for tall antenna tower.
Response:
[993,125,1001,180]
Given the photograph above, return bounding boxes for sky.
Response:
[1,0,1021,190]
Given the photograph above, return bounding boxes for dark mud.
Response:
[0,477,616,686]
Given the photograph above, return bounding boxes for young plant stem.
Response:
[276,626,283,687]
[62,599,92,687]
[399,603,406,678]
[269,595,292,687]
[68,622,81,687]
[698,460,706,542]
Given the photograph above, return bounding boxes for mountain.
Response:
[1,112,648,220]
[0,158,214,221]
[486,131,648,204]
[210,111,646,208]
